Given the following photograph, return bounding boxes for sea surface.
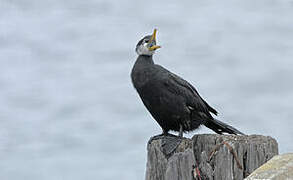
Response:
[0,0,293,179]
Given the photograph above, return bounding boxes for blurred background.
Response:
[0,0,293,179]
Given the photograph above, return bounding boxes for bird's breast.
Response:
[131,66,156,90]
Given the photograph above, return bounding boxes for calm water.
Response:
[1,0,293,179]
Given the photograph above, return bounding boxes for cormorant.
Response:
[131,29,243,137]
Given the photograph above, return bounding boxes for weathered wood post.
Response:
[145,134,278,180]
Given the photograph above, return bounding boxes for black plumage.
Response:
[131,29,243,136]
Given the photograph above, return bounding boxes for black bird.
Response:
[131,29,243,137]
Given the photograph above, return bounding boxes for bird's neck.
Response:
[136,55,155,65]
[131,55,155,90]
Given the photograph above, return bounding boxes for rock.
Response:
[245,153,293,180]
[145,136,194,180]
[145,134,278,180]
[193,134,278,179]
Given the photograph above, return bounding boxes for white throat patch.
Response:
[136,43,155,56]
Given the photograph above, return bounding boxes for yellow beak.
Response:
[149,45,161,51]
[148,29,161,51]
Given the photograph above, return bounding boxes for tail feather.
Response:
[204,118,244,135]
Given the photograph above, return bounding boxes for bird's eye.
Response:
[144,39,149,43]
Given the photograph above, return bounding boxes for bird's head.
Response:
[135,29,161,56]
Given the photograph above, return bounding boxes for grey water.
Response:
[0,0,293,179]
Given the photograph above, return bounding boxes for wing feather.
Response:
[155,65,217,117]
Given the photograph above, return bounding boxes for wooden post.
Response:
[145,134,278,180]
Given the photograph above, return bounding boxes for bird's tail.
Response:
[204,118,244,135]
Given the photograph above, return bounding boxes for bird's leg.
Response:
[161,128,183,156]
[148,129,171,144]
[162,129,169,135]
[179,124,183,138]
[163,130,178,137]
